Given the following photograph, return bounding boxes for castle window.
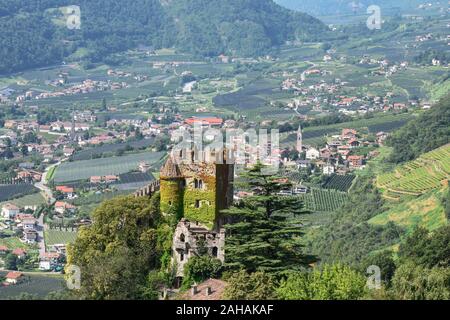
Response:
[180,253,184,261]
[194,179,204,189]
[195,200,201,208]
[180,234,185,242]
[168,201,172,206]
[212,247,218,257]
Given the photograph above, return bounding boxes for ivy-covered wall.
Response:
[159,162,234,231]
[183,175,217,230]
[160,179,184,219]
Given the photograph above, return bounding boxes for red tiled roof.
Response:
[185,117,223,126]
[6,271,23,280]
[56,186,74,193]
[12,248,26,256]
[182,279,227,300]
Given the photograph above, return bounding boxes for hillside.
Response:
[377,144,450,200]
[370,186,448,233]
[0,0,327,74]
[275,0,441,17]
[387,94,450,164]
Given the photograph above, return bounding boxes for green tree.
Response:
[222,270,277,300]
[182,256,223,289]
[66,193,170,300]
[398,226,450,268]
[360,250,396,285]
[4,253,18,270]
[391,263,450,300]
[223,163,315,274]
[277,264,367,300]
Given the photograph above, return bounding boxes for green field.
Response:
[0,272,65,299]
[0,193,46,208]
[44,229,78,247]
[53,151,165,183]
[377,144,450,199]
[0,237,28,250]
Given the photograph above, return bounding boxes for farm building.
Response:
[1,203,20,219]
[5,271,24,285]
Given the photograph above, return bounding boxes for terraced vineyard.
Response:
[322,175,356,192]
[297,188,348,212]
[377,144,450,200]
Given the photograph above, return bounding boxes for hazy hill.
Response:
[275,0,441,17]
[0,0,327,74]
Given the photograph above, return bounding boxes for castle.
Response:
[137,147,234,279]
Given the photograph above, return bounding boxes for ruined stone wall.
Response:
[172,219,225,277]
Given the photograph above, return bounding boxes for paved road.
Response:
[34,162,61,256]
[35,162,60,204]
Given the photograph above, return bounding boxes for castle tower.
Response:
[160,147,234,231]
[296,124,303,153]
[160,156,185,218]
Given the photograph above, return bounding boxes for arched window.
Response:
[180,234,185,242]
[212,247,218,257]
[194,179,203,189]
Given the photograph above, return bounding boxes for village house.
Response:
[341,129,357,140]
[12,248,27,259]
[5,271,24,285]
[138,162,151,173]
[55,186,75,199]
[306,147,320,160]
[39,252,61,271]
[347,155,364,168]
[23,229,38,244]
[185,117,223,128]
[54,201,76,215]
[0,245,9,254]
[323,164,336,175]
[21,217,37,230]
[63,147,75,157]
[1,203,20,219]
[181,279,227,300]
[90,175,119,184]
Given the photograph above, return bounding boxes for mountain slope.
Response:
[370,186,448,233]
[275,0,440,16]
[0,0,327,74]
[377,144,450,199]
[387,94,450,164]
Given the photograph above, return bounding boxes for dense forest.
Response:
[0,0,327,74]
[387,94,450,164]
